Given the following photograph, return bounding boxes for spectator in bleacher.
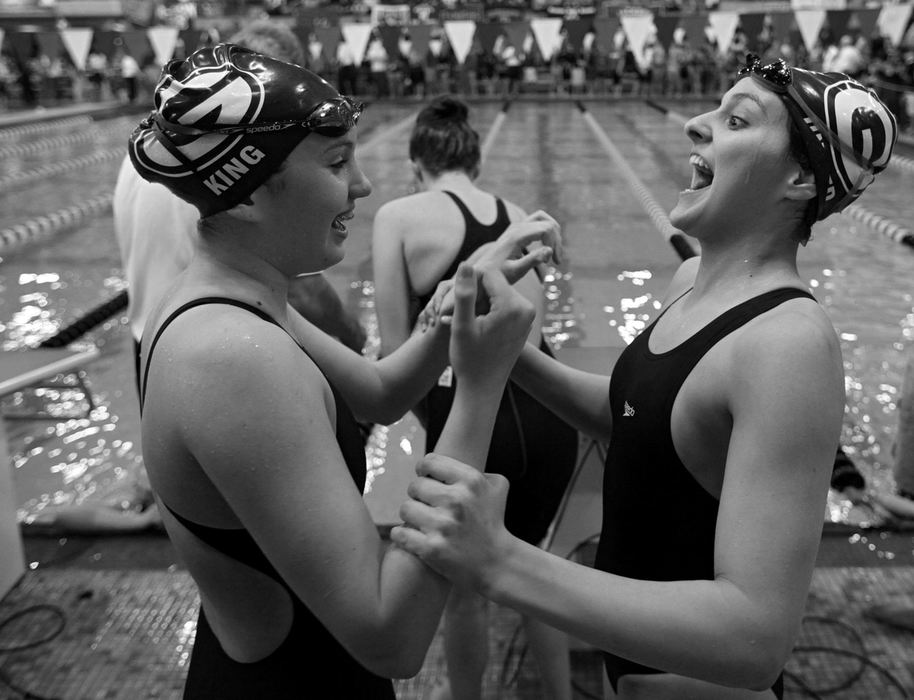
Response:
[86,50,108,101]
[336,38,359,96]
[367,34,390,98]
[119,50,141,103]
[501,40,523,95]
[827,35,864,78]
[665,33,689,97]
[647,38,667,96]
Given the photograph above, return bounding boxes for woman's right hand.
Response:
[449,262,534,388]
[466,209,563,281]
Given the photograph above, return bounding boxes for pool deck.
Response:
[0,102,913,699]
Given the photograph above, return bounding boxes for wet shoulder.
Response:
[732,294,841,371]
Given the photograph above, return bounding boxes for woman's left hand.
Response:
[391,453,513,591]
[416,213,559,328]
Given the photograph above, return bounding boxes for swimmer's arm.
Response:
[288,274,366,353]
[511,342,612,442]
[288,306,450,425]
[371,206,413,357]
[188,271,515,678]
[469,315,842,689]
[178,326,449,678]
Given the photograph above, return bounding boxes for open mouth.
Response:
[332,211,353,232]
[685,154,714,192]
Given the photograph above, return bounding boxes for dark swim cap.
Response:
[128,43,362,217]
[738,53,897,221]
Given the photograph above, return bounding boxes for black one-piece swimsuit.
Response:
[141,297,395,699]
[596,287,815,698]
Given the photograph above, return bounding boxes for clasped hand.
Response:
[391,262,531,588]
[417,210,562,329]
[392,453,513,592]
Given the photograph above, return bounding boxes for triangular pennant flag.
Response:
[377,24,402,60]
[530,18,563,61]
[620,13,655,71]
[825,9,853,40]
[35,31,64,60]
[653,15,679,50]
[122,29,151,62]
[768,11,795,42]
[60,27,92,71]
[341,22,373,65]
[877,3,912,47]
[738,12,766,52]
[314,26,341,62]
[406,23,432,59]
[708,11,740,55]
[502,21,530,53]
[92,30,118,58]
[794,9,826,54]
[474,22,502,54]
[852,8,880,40]
[443,20,476,65]
[592,17,620,53]
[147,25,178,65]
[680,14,709,48]
[563,18,593,53]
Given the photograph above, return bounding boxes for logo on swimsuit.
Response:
[623,401,635,417]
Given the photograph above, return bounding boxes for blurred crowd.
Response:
[1,23,912,133]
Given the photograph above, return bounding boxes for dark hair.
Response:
[786,113,816,244]
[228,20,305,66]
[409,96,480,178]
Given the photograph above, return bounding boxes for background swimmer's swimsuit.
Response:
[414,192,578,545]
[595,287,815,698]
[141,297,394,699]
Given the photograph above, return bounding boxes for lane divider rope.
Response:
[888,152,914,175]
[481,99,513,164]
[647,99,913,250]
[844,203,914,248]
[0,129,102,160]
[0,115,93,141]
[0,193,113,256]
[577,101,696,261]
[0,148,125,191]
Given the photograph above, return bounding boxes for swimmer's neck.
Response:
[690,246,802,302]
[423,170,476,193]
[190,236,291,314]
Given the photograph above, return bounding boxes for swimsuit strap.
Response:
[140,296,281,411]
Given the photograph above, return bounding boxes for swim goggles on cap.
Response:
[737,54,792,90]
[152,96,363,138]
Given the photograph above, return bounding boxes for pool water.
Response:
[1,98,911,531]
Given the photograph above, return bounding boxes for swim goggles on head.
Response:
[152,96,363,138]
[737,54,792,91]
